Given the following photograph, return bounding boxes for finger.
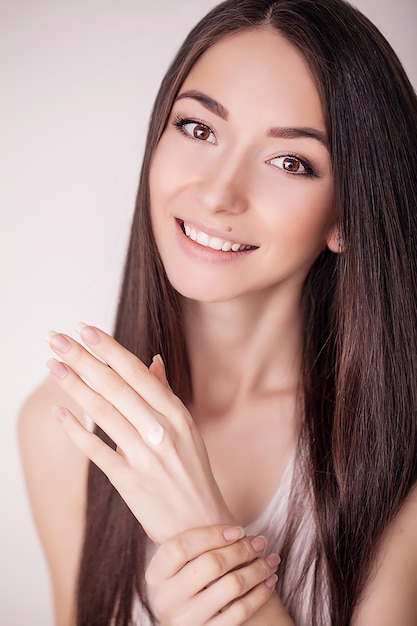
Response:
[176,536,270,596]
[51,404,130,483]
[75,324,186,424]
[194,557,278,622]
[146,526,246,583]
[156,555,278,626]
[210,576,278,626]
[47,333,165,445]
[47,357,147,452]
[149,534,272,611]
[148,354,171,389]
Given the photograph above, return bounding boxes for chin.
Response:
[165,273,240,303]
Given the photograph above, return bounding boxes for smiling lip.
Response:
[178,219,259,253]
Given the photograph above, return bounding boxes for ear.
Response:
[326,227,344,254]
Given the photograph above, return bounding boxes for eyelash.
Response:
[173,113,318,178]
[173,114,216,143]
[267,153,318,179]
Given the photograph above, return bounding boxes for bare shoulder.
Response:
[18,376,89,626]
[352,482,417,625]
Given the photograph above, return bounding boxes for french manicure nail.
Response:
[76,322,100,345]
[47,358,69,380]
[47,331,71,353]
[152,354,164,366]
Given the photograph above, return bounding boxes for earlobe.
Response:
[327,228,344,254]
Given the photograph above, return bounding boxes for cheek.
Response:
[256,176,334,241]
[150,133,200,200]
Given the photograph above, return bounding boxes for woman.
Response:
[19,0,417,624]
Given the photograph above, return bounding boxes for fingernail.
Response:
[152,354,164,366]
[52,405,67,423]
[264,574,278,589]
[223,526,245,541]
[250,535,267,553]
[47,331,71,353]
[265,553,280,569]
[76,322,100,345]
[47,358,69,380]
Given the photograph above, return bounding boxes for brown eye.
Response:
[267,154,315,177]
[282,157,301,172]
[175,117,217,144]
[193,124,211,140]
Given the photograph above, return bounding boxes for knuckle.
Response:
[205,550,226,578]
[225,583,271,623]
[227,571,246,598]
[177,418,194,439]
[230,598,253,623]
[161,422,190,456]
[171,394,188,414]
[250,559,270,584]
[239,539,254,563]
[125,355,148,385]
[170,401,193,430]
[163,536,188,566]
[206,524,223,545]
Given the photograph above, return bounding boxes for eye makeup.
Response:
[172,113,217,143]
[171,111,323,179]
[266,153,319,178]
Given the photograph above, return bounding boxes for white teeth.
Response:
[182,221,254,252]
[208,237,223,250]
[196,231,210,246]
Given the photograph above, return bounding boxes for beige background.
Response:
[1,0,416,623]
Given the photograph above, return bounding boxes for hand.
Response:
[145,524,280,626]
[46,324,234,544]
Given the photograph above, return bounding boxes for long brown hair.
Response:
[76,1,417,624]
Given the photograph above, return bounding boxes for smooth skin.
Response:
[19,28,417,625]
[43,325,291,626]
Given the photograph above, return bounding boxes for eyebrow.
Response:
[267,126,327,146]
[175,90,229,120]
[175,89,328,147]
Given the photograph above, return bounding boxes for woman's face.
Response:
[150,28,336,303]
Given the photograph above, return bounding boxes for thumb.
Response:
[149,354,171,389]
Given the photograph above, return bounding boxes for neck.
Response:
[183,285,304,416]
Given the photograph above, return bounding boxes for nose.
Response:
[196,153,250,215]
